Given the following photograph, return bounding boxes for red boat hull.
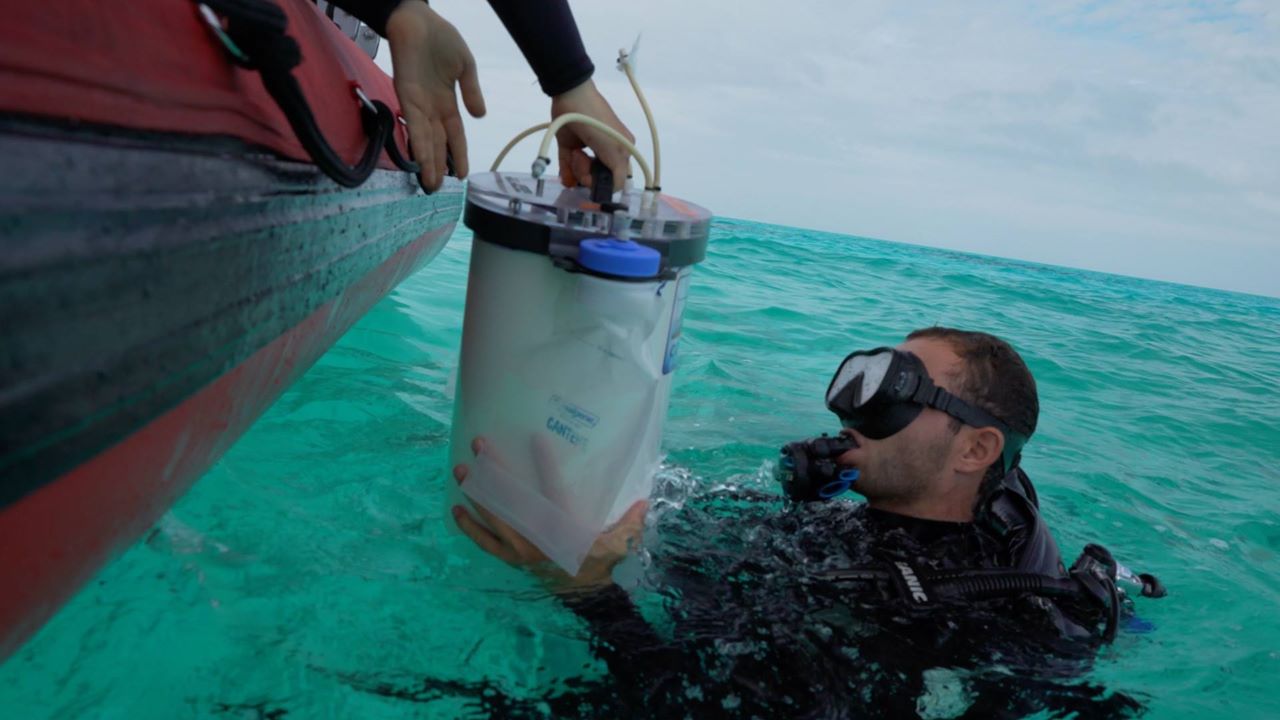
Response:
[0,220,452,662]
[0,0,459,661]
[1,0,409,171]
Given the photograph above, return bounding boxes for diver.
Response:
[328,0,635,192]
[449,327,1165,718]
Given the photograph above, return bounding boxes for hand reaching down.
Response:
[451,437,648,592]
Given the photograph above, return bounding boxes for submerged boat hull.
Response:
[0,119,462,660]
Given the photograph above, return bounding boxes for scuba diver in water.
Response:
[449,327,1165,718]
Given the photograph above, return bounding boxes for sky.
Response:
[376,1,1280,298]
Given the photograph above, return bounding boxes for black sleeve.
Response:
[326,0,422,39]
[557,585,690,705]
[485,0,595,96]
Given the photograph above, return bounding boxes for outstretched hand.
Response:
[550,79,636,192]
[386,1,486,190]
[452,437,648,592]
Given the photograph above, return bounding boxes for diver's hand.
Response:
[550,79,635,192]
[451,438,647,592]
[386,1,486,190]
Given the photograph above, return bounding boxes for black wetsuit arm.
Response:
[326,1,595,96]
[558,585,690,702]
[485,0,595,96]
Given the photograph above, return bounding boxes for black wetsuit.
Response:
[331,0,595,95]
[336,480,1143,718]
[542,482,1141,719]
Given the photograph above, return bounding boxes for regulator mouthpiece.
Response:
[776,433,859,502]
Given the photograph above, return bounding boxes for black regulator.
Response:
[775,433,860,501]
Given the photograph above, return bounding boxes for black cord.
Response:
[200,0,405,189]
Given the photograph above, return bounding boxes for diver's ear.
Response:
[956,426,1005,475]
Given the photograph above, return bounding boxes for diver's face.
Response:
[836,338,964,504]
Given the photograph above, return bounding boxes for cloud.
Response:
[394,1,1280,296]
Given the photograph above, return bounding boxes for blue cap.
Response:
[578,238,661,278]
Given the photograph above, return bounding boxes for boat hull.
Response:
[0,118,463,660]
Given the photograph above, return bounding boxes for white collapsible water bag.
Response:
[449,172,711,573]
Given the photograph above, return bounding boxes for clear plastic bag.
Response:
[448,239,683,573]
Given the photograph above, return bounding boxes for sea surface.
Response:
[2,219,1278,718]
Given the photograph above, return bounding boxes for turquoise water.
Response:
[2,219,1279,717]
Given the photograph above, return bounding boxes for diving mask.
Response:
[825,347,1028,474]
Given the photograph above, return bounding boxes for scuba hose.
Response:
[817,542,1168,644]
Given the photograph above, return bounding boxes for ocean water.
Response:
[2,219,1279,718]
